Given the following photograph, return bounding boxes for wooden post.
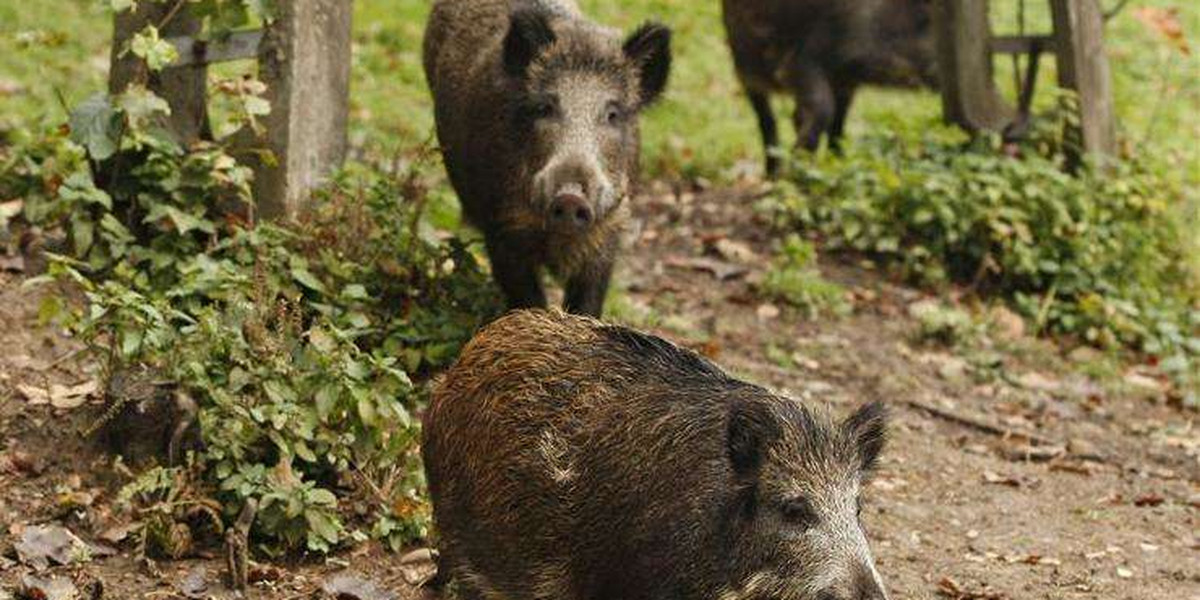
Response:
[1050,0,1116,161]
[933,0,1014,134]
[110,2,209,145]
[252,0,354,220]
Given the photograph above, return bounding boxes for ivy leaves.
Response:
[69,94,122,161]
[129,25,179,71]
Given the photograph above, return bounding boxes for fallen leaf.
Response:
[320,574,396,600]
[18,575,78,600]
[710,238,760,263]
[16,381,98,409]
[0,79,24,97]
[98,523,138,546]
[1134,7,1191,56]
[664,256,748,281]
[0,255,24,273]
[756,303,780,320]
[1133,493,1165,507]
[1001,444,1066,462]
[936,576,1008,599]
[398,548,439,587]
[14,525,94,569]
[178,566,209,599]
[51,381,99,409]
[982,470,1022,487]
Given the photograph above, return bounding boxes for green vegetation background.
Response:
[1,1,1196,178]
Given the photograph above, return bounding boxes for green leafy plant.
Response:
[4,0,500,555]
[763,125,1199,395]
[758,234,850,320]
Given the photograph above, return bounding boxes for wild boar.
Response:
[722,0,938,175]
[424,0,671,316]
[423,310,892,600]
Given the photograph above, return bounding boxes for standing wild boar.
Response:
[423,0,672,316]
[722,0,939,175]
[423,310,893,600]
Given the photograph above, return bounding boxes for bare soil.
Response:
[1,183,1197,600]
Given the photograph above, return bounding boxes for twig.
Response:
[1103,0,1133,22]
[903,397,1059,447]
[46,347,87,370]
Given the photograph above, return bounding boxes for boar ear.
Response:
[504,9,556,77]
[728,400,779,476]
[623,22,672,106]
[843,401,888,474]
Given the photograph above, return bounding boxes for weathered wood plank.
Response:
[250,0,354,220]
[1050,0,1116,161]
[166,30,264,67]
[991,35,1057,55]
[934,0,1014,133]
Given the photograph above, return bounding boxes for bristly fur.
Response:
[423,310,892,600]
[424,0,670,316]
[721,0,936,171]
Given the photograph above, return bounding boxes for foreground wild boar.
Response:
[722,0,938,175]
[424,0,671,316]
[423,310,892,600]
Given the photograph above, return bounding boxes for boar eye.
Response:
[604,102,625,126]
[521,96,558,121]
[781,497,818,528]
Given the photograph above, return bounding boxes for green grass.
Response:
[0,0,110,129]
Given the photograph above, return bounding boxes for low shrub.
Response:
[763,127,1198,397]
[8,111,497,554]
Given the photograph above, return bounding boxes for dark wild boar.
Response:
[722,0,938,175]
[423,310,892,600]
[424,0,671,316]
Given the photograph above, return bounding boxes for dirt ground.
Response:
[1,183,1197,600]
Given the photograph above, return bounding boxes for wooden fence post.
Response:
[1050,0,1117,161]
[252,0,354,220]
[933,0,1014,134]
[110,2,209,145]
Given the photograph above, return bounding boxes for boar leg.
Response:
[486,234,548,310]
[564,258,613,317]
[828,82,858,153]
[789,64,835,153]
[746,90,781,177]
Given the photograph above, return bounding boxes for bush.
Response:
[758,234,850,319]
[8,110,498,554]
[762,127,1199,395]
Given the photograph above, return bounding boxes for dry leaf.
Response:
[1134,7,1191,56]
[18,575,78,600]
[16,381,98,409]
[14,525,93,569]
[982,470,1022,487]
[321,574,396,600]
[398,548,439,587]
[756,303,780,320]
[1133,493,1165,507]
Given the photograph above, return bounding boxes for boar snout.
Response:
[536,157,616,231]
[549,187,594,230]
[814,563,890,600]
